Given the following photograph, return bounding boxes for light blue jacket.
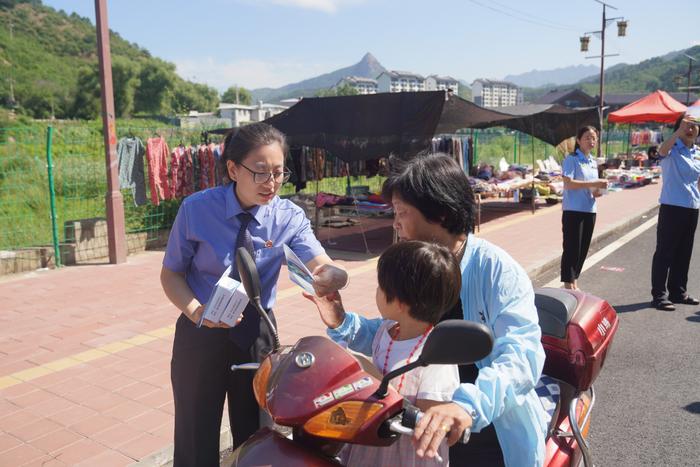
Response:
[328,236,548,466]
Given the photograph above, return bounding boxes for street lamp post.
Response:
[580,0,627,157]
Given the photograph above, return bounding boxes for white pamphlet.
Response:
[283,244,316,295]
[198,265,249,327]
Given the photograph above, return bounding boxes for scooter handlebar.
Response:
[394,402,471,445]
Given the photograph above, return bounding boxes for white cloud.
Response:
[174,56,338,91]
[262,0,366,13]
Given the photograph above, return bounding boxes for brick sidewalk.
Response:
[0,181,661,466]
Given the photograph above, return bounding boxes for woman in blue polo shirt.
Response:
[560,126,608,290]
[160,122,348,467]
[651,114,700,311]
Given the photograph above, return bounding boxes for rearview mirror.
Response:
[235,247,280,353]
[374,319,494,398]
[236,247,262,302]
[418,320,494,366]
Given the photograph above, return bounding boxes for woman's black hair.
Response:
[381,153,476,235]
[378,241,461,325]
[219,122,288,183]
[573,125,599,152]
[673,113,685,132]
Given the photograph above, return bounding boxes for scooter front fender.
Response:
[224,427,343,467]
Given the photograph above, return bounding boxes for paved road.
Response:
[537,220,700,466]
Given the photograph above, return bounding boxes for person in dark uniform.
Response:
[650,114,700,311]
[160,122,347,467]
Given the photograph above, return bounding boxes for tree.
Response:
[315,83,359,97]
[170,81,219,114]
[71,66,100,119]
[221,86,252,105]
[110,56,140,117]
[134,61,175,114]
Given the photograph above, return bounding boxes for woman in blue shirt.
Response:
[160,123,347,467]
[651,114,700,311]
[314,154,548,466]
[560,126,608,290]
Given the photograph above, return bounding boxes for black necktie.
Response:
[231,212,254,280]
[229,211,262,352]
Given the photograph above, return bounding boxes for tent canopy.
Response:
[608,90,687,124]
[470,103,599,147]
[211,92,599,162]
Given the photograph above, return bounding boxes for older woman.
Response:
[326,154,548,466]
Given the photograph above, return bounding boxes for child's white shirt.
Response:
[342,321,460,467]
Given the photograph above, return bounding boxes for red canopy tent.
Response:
[690,98,700,107]
[608,90,687,124]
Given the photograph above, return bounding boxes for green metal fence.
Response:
[0,122,653,276]
[0,124,388,276]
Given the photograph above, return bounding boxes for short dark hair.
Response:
[673,113,685,132]
[381,153,476,234]
[377,241,461,325]
[219,122,288,183]
[573,125,599,152]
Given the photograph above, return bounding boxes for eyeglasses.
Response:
[238,163,291,184]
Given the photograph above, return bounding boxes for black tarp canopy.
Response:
[473,103,599,145]
[210,92,599,162]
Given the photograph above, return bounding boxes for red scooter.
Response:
[225,248,618,466]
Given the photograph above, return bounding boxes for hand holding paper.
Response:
[283,245,317,295]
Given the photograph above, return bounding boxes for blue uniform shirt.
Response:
[328,236,548,467]
[163,184,325,310]
[659,139,700,209]
[562,149,599,213]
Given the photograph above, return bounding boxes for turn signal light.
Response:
[303,401,383,441]
[577,392,592,438]
[253,356,272,410]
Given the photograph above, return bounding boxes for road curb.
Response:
[526,204,660,282]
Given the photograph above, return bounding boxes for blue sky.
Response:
[43,0,699,91]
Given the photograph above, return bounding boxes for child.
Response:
[304,241,462,466]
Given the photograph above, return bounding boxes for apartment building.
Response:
[471,79,523,107]
[335,76,378,94]
[376,70,426,93]
[425,75,459,94]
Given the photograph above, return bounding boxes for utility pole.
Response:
[684,54,696,105]
[94,0,127,264]
[580,0,627,157]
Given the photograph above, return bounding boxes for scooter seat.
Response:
[534,288,578,339]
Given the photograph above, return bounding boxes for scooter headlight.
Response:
[303,401,383,441]
[253,356,272,410]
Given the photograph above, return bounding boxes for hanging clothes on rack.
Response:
[117,136,147,206]
[146,136,171,206]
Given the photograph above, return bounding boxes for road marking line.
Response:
[0,257,380,389]
[544,216,658,288]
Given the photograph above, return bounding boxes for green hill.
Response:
[577,45,700,95]
[0,0,219,119]
[523,45,700,101]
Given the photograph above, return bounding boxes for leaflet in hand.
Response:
[198,265,249,327]
[687,105,700,123]
[283,244,316,295]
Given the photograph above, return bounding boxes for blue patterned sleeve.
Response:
[326,312,383,357]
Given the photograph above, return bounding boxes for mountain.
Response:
[251,53,386,102]
[504,65,599,88]
[0,0,219,119]
[577,45,700,96]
